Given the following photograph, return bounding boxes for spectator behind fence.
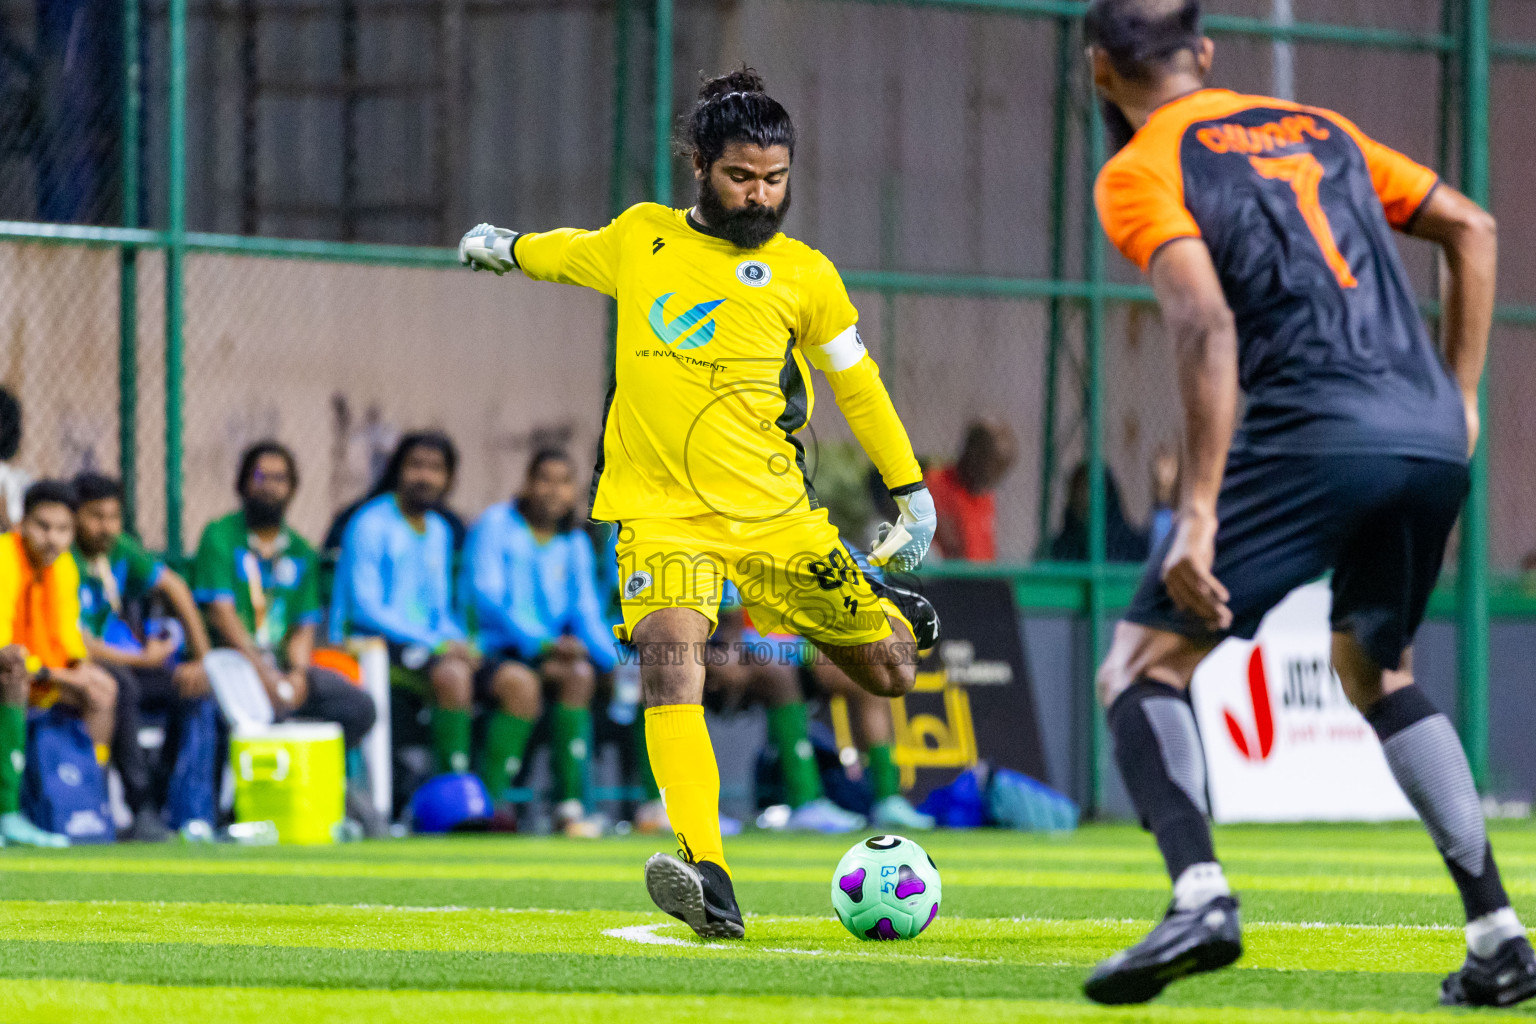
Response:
[72,473,214,842]
[925,417,1018,561]
[0,481,120,847]
[464,448,614,836]
[192,442,376,753]
[0,388,30,532]
[1049,463,1150,563]
[330,431,478,777]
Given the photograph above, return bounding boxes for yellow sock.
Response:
[94,743,110,766]
[644,704,728,875]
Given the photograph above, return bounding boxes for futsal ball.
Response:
[830,834,942,940]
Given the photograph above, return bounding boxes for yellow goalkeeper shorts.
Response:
[611,508,896,648]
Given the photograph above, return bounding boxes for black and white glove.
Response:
[869,487,937,572]
[459,223,520,275]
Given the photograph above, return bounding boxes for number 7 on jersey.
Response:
[1249,153,1359,290]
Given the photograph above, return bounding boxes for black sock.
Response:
[1366,685,1509,920]
[1108,679,1215,882]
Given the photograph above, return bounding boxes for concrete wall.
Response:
[4,0,1536,564]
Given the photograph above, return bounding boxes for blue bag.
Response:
[165,698,219,829]
[987,766,1079,832]
[410,773,491,833]
[21,708,115,843]
[916,765,990,828]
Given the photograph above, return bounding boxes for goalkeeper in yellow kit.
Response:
[459,68,938,939]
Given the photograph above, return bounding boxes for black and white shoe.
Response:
[644,852,745,939]
[1442,935,1536,1007]
[865,574,940,651]
[1084,894,1243,1005]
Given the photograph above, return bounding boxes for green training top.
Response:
[192,511,323,661]
[73,533,166,639]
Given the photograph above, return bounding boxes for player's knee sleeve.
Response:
[1366,684,1507,917]
[1107,678,1215,880]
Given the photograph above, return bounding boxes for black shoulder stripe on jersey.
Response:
[587,377,618,516]
[774,334,819,511]
[1402,179,1442,235]
[686,211,730,243]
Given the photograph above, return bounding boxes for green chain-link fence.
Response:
[0,0,1531,809]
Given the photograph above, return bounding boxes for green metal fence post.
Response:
[652,0,673,205]
[119,0,141,534]
[1457,0,1491,786]
[1036,16,1073,556]
[165,0,187,558]
[1084,97,1109,817]
[1436,0,1460,179]
[606,0,631,378]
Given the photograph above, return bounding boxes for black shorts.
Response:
[1125,452,1469,670]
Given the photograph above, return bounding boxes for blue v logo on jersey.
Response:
[649,293,726,350]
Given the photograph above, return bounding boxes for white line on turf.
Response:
[1003,915,1461,933]
[601,921,995,962]
[23,899,1467,932]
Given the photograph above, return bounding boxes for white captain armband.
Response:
[804,325,868,372]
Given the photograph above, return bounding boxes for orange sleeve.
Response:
[1094,151,1201,273]
[54,555,87,664]
[1328,114,1438,228]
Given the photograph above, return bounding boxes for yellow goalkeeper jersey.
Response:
[516,202,888,522]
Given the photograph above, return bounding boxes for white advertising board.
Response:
[1190,582,1416,823]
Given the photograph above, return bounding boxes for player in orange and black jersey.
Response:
[1081,0,1532,1008]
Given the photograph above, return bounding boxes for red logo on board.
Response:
[1223,647,1276,761]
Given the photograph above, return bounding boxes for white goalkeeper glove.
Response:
[459,222,520,275]
[869,486,937,572]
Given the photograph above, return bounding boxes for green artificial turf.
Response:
[3,823,1536,1022]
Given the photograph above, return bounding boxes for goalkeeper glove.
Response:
[869,486,937,572]
[459,223,519,275]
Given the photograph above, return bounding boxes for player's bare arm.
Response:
[1408,185,1497,456]
[1149,237,1236,631]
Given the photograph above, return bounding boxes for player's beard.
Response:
[697,176,790,250]
[242,495,287,531]
[398,480,444,518]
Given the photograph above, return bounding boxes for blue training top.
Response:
[330,493,466,648]
[463,502,617,672]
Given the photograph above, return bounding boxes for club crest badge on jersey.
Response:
[736,260,772,287]
[624,571,654,599]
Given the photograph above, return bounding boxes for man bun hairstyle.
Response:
[1085,0,1203,82]
[680,66,796,168]
[23,479,78,517]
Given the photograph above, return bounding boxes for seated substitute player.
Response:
[464,448,615,836]
[1081,0,1529,1007]
[807,647,935,831]
[0,481,120,847]
[704,582,864,834]
[194,443,376,752]
[460,68,939,939]
[708,579,934,833]
[73,472,214,842]
[331,432,479,775]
